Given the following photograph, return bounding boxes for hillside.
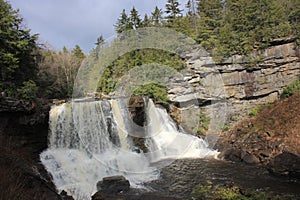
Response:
[218,93,300,177]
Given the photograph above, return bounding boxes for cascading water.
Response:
[40,98,218,199]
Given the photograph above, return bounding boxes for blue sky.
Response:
[9,0,187,53]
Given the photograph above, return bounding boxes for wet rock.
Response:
[218,148,242,162]
[97,175,130,194]
[241,151,260,164]
[128,95,146,126]
[268,152,300,178]
[60,190,74,200]
[91,192,126,200]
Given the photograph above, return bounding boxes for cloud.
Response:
[9,0,187,53]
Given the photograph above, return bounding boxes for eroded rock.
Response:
[96,175,130,194]
[268,152,300,178]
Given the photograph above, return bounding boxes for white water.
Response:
[40,99,218,199]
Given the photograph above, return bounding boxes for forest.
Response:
[0,0,299,100]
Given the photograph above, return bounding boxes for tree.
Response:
[129,7,141,29]
[165,0,183,25]
[38,46,85,98]
[95,35,104,46]
[114,9,130,33]
[72,45,85,59]
[151,6,164,26]
[196,0,223,49]
[0,0,38,96]
[286,0,300,43]
[142,14,151,27]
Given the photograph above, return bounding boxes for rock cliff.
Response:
[168,37,300,125]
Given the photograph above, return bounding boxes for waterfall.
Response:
[40,98,218,199]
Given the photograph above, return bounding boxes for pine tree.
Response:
[114,9,130,33]
[165,0,183,25]
[142,14,151,27]
[95,35,104,46]
[196,0,223,49]
[185,0,198,36]
[129,7,141,30]
[151,6,163,26]
[72,45,85,59]
[0,0,38,94]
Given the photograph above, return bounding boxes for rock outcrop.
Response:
[96,176,130,194]
[168,38,300,125]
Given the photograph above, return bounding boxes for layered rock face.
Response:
[168,38,300,124]
[166,39,300,176]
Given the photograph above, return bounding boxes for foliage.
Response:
[192,181,247,200]
[113,0,300,63]
[129,7,141,29]
[151,6,164,26]
[196,0,223,50]
[17,80,38,100]
[249,103,273,117]
[133,83,169,106]
[96,49,186,94]
[192,181,296,200]
[281,78,300,99]
[0,0,38,97]
[165,0,183,25]
[37,45,85,98]
[197,110,210,136]
[95,35,104,46]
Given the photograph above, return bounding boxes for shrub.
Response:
[133,83,169,106]
[197,110,210,136]
[249,102,272,117]
[281,78,300,99]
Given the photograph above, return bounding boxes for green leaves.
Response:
[0,0,38,95]
[96,49,186,94]
[17,80,38,100]
[133,83,169,106]
[281,78,300,99]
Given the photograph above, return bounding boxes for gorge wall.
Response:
[168,37,300,125]
[0,98,62,199]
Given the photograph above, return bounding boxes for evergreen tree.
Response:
[185,0,198,37]
[114,9,130,33]
[72,45,85,59]
[151,6,164,26]
[95,35,104,46]
[196,0,223,49]
[129,7,141,29]
[287,0,300,43]
[165,0,183,25]
[142,14,151,27]
[0,0,38,95]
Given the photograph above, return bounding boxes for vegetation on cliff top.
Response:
[96,0,300,94]
[1,0,299,99]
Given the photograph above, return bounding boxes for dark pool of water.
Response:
[145,158,300,198]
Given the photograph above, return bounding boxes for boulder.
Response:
[241,151,260,164]
[218,148,242,162]
[60,190,74,200]
[268,152,300,178]
[96,175,130,194]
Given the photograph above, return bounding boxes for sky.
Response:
[9,0,187,53]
